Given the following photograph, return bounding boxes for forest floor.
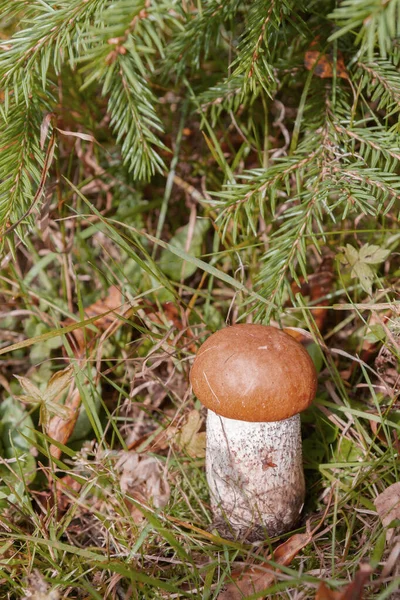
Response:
[0,61,400,600]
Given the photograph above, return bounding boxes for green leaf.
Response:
[0,397,36,456]
[359,244,391,264]
[351,261,375,295]
[302,435,326,468]
[13,376,42,403]
[305,342,324,373]
[337,243,389,296]
[336,437,362,462]
[15,367,73,427]
[0,397,37,487]
[339,243,359,267]
[159,219,210,281]
[175,410,206,458]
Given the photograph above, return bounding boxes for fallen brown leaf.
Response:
[116,451,170,523]
[174,410,206,458]
[274,532,313,562]
[304,39,348,80]
[48,389,81,459]
[289,254,335,332]
[63,285,127,358]
[315,582,343,600]
[315,564,372,599]
[374,482,400,543]
[218,532,313,600]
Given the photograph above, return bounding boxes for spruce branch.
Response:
[332,123,400,164]
[199,76,247,126]
[0,0,182,238]
[107,57,167,179]
[169,0,242,74]
[80,0,180,179]
[330,0,400,59]
[338,165,400,212]
[251,123,336,319]
[0,98,46,241]
[233,0,277,92]
[230,0,303,95]
[354,60,400,114]
[255,187,325,320]
[232,0,306,96]
[0,0,109,103]
[215,147,322,240]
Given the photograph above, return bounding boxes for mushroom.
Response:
[190,323,317,540]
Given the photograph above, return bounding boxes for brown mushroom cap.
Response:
[190,324,317,422]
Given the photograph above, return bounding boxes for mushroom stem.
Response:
[206,410,305,540]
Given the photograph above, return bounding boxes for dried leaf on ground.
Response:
[290,254,334,332]
[315,564,372,599]
[304,39,348,79]
[174,410,206,458]
[315,582,343,600]
[273,532,314,562]
[48,389,82,459]
[44,367,74,404]
[374,482,400,543]
[304,50,348,78]
[116,451,170,522]
[218,532,313,599]
[63,285,127,357]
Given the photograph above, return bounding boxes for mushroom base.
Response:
[206,410,305,541]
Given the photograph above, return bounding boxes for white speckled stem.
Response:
[206,410,305,540]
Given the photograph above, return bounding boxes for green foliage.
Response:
[80,0,180,178]
[0,0,180,211]
[15,367,73,427]
[0,98,45,238]
[354,59,400,116]
[329,0,400,59]
[337,243,390,295]
[159,219,210,281]
[229,0,306,96]
[0,397,36,501]
[1,0,400,311]
[170,0,242,73]
[1,2,400,597]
